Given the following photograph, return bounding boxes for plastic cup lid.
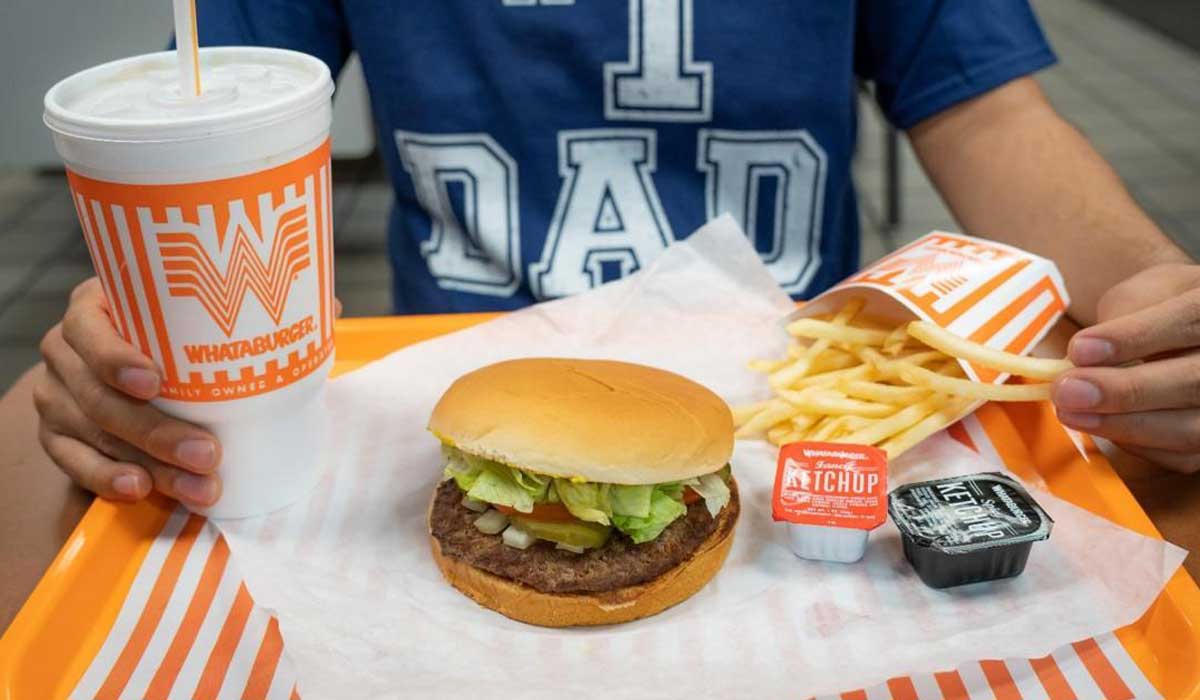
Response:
[43,46,332,144]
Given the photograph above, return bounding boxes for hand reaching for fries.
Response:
[1053,263,1200,474]
[733,299,1073,458]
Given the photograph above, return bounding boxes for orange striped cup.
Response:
[44,47,336,518]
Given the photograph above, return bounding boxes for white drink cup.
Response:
[44,47,336,518]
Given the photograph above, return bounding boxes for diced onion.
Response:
[502,524,536,550]
[473,509,509,535]
[461,495,489,513]
[555,542,586,554]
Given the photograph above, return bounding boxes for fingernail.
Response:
[112,472,145,498]
[1070,337,1115,366]
[175,473,218,506]
[176,439,217,471]
[1054,377,1102,409]
[1057,411,1101,430]
[117,367,159,396]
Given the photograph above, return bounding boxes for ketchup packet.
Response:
[772,441,888,529]
[772,442,888,563]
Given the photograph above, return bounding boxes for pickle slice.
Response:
[509,516,612,549]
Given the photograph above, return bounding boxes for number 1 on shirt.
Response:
[605,0,713,121]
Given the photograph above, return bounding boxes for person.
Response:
[30,1,1200,510]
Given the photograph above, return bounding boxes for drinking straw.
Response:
[172,0,202,96]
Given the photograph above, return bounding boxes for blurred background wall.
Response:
[1093,0,1200,50]
[0,0,376,167]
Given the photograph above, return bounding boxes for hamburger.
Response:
[427,358,739,627]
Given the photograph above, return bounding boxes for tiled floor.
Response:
[1,0,1198,390]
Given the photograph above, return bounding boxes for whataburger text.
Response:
[182,315,317,364]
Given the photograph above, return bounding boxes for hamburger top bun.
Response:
[428,358,733,484]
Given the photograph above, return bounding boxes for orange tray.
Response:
[2,313,1198,699]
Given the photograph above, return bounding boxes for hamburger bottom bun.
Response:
[429,479,739,627]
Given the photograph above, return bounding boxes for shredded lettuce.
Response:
[656,481,686,501]
[610,484,653,518]
[510,465,552,494]
[442,449,550,513]
[612,488,688,543]
[441,445,732,542]
[691,472,731,518]
[553,480,613,525]
[442,447,483,491]
[467,468,537,512]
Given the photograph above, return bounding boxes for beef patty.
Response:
[429,479,739,594]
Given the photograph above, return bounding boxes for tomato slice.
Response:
[493,502,578,523]
[683,487,701,505]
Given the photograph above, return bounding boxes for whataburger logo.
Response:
[154,199,311,338]
[852,235,1009,295]
[66,140,332,401]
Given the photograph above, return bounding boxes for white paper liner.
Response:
[214,216,1184,699]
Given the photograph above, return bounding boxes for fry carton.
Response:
[789,231,1070,384]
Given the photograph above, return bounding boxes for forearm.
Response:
[908,77,1189,326]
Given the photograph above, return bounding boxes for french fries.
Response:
[778,389,899,418]
[894,362,1053,402]
[906,321,1073,381]
[882,325,909,356]
[840,380,930,405]
[784,318,892,347]
[733,299,1073,457]
[731,400,771,424]
[768,299,863,388]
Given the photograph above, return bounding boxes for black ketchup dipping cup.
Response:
[888,472,1052,589]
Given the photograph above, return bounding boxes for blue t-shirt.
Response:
[197,0,1055,313]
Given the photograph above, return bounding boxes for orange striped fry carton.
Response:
[791,231,1070,416]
